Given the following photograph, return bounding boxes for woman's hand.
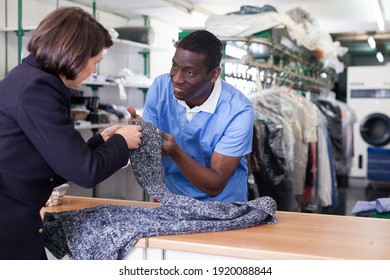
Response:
[115,124,142,149]
[100,125,124,142]
[101,124,142,149]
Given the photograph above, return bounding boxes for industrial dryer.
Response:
[347,66,390,180]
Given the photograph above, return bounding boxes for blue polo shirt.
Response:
[142,73,254,202]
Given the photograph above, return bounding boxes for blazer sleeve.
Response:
[18,74,129,188]
[86,134,105,150]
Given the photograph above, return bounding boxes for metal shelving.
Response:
[221,29,337,95]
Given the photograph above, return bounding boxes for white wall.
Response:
[149,18,179,78]
[0,0,57,75]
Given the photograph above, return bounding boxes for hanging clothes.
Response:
[315,108,338,208]
[313,97,356,176]
[250,118,292,210]
[249,86,319,211]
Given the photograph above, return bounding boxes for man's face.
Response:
[170,48,217,107]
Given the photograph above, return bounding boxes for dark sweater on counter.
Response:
[43,121,277,260]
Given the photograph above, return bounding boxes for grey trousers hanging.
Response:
[43,121,277,260]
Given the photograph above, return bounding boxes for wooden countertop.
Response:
[149,211,390,259]
[41,196,390,259]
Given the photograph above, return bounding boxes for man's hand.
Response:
[127,105,144,122]
[159,130,177,156]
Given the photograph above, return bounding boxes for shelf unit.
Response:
[83,80,151,90]
[0,1,154,77]
[112,38,153,50]
[0,26,36,31]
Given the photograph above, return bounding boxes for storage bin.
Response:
[367,147,390,182]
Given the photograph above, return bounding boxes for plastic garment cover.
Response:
[227,5,277,14]
[285,7,348,73]
[205,6,347,73]
[250,119,292,210]
[315,108,338,208]
[313,98,356,175]
[206,9,281,38]
[250,87,319,211]
[301,142,317,212]
[313,99,343,169]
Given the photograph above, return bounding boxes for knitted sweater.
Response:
[43,121,277,260]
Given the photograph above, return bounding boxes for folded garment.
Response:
[43,121,277,260]
[351,198,390,215]
[376,198,390,213]
[351,201,376,214]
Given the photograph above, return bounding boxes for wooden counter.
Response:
[149,211,390,260]
[41,196,390,260]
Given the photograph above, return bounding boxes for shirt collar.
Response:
[178,79,221,121]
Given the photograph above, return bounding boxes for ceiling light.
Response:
[376,51,384,63]
[369,0,385,31]
[367,35,376,49]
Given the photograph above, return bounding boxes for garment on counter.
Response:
[43,121,277,260]
[142,74,254,202]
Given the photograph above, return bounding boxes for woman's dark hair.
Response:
[27,6,113,80]
[177,30,223,73]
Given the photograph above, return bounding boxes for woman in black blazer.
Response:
[0,6,142,259]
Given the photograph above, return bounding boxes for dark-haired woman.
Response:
[0,6,142,259]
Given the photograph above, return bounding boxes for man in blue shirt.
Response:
[130,30,254,202]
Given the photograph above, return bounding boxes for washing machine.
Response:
[347,66,390,179]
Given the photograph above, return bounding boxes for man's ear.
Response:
[209,67,221,83]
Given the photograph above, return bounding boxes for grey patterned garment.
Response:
[43,121,277,260]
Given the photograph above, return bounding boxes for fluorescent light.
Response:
[369,0,385,31]
[376,51,384,63]
[367,35,376,49]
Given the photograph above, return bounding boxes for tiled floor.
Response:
[323,177,390,216]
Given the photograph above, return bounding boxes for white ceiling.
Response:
[72,0,390,34]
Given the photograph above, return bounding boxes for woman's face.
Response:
[61,50,104,88]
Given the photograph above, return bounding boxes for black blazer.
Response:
[0,54,129,259]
